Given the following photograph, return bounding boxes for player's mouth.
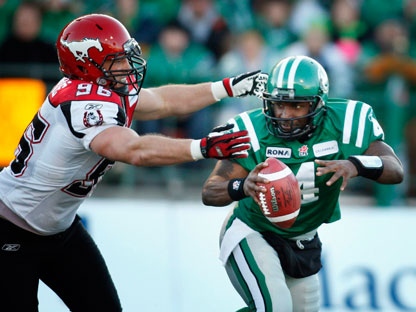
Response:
[279,123,292,132]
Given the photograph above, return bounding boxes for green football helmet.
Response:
[263,55,329,141]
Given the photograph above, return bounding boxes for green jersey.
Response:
[229,98,385,238]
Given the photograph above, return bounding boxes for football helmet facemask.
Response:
[56,14,147,96]
[262,55,328,141]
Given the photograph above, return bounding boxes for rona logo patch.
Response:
[266,147,291,158]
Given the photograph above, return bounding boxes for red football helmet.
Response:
[56,14,146,96]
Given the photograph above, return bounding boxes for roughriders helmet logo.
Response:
[318,66,329,93]
[60,38,103,63]
[83,109,103,127]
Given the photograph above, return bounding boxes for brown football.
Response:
[257,157,301,229]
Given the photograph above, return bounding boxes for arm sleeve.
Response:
[61,100,127,151]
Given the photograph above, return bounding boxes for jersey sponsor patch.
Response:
[266,147,292,158]
[298,145,308,157]
[313,140,339,157]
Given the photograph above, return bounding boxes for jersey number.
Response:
[10,112,113,198]
[62,158,114,198]
[296,161,319,204]
[11,113,49,176]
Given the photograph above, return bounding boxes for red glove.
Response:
[200,124,250,159]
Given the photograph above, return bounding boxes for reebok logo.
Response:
[2,244,20,251]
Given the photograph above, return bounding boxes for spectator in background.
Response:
[0,0,20,46]
[288,0,328,38]
[252,0,297,51]
[402,0,416,199]
[282,20,354,98]
[176,0,230,61]
[356,19,416,198]
[328,0,368,65]
[359,19,416,85]
[359,0,404,35]
[136,20,216,140]
[216,0,255,33]
[0,1,60,86]
[112,0,141,34]
[0,2,57,64]
[215,29,277,124]
[38,0,82,45]
[111,0,172,53]
[403,0,416,40]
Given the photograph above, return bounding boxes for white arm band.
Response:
[190,139,204,160]
[348,155,384,180]
[211,81,228,101]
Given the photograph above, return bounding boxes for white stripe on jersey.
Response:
[356,104,370,148]
[287,56,306,89]
[343,101,371,148]
[227,118,240,131]
[343,100,357,144]
[240,112,260,152]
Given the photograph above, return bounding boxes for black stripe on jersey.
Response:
[60,101,85,138]
[114,106,126,127]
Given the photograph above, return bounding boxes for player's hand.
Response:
[200,124,251,159]
[315,159,358,191]
[244,162,269,205]
[222,71,269,98]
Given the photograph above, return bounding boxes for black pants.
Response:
[0,216,122,312]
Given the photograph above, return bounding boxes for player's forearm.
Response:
[202,179,234,207]
[149,83,217,116]
[377,155,404,184]
[91,127,196,166]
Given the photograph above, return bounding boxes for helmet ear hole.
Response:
[77,65,87,74]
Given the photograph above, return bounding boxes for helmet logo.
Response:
[318,67,329,93]
[83,109,103,127]
[272,88,295,98]
[61,38,103,63]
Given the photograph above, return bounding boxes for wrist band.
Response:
[348,155,384,180]
[190,139,204,160]
[211,80,228,101]
[228,178,247,201]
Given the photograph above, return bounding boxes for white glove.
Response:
[211,70,269,100]
[252,72,268,98]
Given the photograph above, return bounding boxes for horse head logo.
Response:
[61,38,103,63]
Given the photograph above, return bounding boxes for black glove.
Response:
[200,124,250,159]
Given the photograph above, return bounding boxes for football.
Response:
[257,158,301,229]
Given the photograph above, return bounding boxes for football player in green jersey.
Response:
[202,55,404,312]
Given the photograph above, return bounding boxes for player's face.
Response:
[271,101,310,132]
[103,57,131,87]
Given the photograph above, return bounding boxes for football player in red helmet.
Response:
[0,13,268,311]
[56,14,146,96]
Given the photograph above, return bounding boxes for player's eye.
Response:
[271,102,283,108]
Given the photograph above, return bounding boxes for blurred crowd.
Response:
[0,0,416,198]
